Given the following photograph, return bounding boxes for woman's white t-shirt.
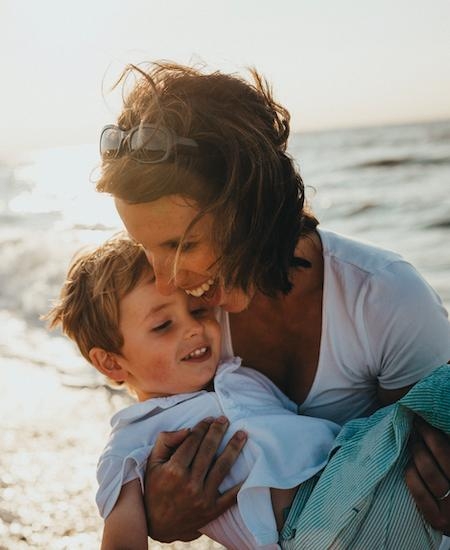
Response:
[219,228,450,425]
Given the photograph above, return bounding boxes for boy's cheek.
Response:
[210,321,222,350]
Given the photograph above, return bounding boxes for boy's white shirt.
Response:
[96,357,339,549]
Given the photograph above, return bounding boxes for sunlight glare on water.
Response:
[11,144,121,230]
[0,119,448,550]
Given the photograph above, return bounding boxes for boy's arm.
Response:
[101,479,148,550]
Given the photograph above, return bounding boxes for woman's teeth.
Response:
[184,347,208,360]
[185,279,215,298]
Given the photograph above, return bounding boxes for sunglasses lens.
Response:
[130,126,169,161]
[100,127,122,158]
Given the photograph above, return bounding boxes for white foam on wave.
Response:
[0,310,104,388]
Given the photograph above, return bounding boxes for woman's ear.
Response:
[89,348,127,382]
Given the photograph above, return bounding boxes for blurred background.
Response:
[0,0,449,548]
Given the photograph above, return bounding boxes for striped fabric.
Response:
[280,364,450,550]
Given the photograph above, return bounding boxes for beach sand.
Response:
[0,358,224,550]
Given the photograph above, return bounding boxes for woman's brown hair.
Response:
[96,62,318,296]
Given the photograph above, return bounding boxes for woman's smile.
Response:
[184,278,216,298]
[114,195,252,312]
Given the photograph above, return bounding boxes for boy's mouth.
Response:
[181,346,210,361]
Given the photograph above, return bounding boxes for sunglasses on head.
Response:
[99,123,198,163]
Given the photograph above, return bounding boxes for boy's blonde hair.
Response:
[46,234,151,362]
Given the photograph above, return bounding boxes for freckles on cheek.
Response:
[192,247,218,274]
[146,357,170,381]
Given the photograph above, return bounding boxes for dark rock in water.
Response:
[426,219,450,229]
[348,202,379,216]
[354,156,450,169]
[357,157,412,168]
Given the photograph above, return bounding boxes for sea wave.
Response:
[353,156,450,169]
[1,119,449,369]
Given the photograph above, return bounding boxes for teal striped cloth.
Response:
[280,364,450,550]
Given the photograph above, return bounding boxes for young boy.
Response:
[46,234,339,550]
[48,235,446,550]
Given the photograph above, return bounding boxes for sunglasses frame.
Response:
[99,123,198,163]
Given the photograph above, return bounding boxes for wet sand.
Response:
[0,358,223,549]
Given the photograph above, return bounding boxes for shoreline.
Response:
[0,358,223,549]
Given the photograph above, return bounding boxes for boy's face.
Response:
[116,273,221,401]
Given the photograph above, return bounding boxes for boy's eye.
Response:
[152,320,171,332]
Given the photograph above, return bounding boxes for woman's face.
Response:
[114,194,253,312]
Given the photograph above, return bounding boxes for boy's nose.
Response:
[184,316,204,339]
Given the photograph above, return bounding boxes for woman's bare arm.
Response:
[101,479,148,550]
[144,417,247,543]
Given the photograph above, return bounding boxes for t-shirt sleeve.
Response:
[362,261,450,390]
[96,445,152,519]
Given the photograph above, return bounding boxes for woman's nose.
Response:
[148,254,177,295]
[155,275,177,295]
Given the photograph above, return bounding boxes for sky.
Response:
[1,0,449,158]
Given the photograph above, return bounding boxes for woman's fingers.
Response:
[143,418,246,542]
[215,481,244,514]
[414,417,450,480]
[409,431,450,500]
[405,459,450,534]
[405,461,443,526]
[202,429,248,491]
[406,417,450,534]
[189,416,230,481]
[169,417,219,469]
[148,427,191,464]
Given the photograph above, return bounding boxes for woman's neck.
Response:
[229,231,325,402]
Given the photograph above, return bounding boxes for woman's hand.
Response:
[144,417,247,543]
[406,416,450,535]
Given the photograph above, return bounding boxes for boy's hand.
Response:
[406,416,450,535]
[143,417,247,543]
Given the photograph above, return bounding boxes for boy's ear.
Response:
[89,348,127,382]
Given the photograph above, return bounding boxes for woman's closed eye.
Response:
[166,240,197,252]
[181,241,197,252]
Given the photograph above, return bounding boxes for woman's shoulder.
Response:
[318,227,429,313]
[319,227,447,336]
[318,227,404,277]
[319,228,449,388]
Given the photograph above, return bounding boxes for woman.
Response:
[96,62,450,544]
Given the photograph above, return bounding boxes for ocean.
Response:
[0,119,449,549]
[0,118,449,385]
